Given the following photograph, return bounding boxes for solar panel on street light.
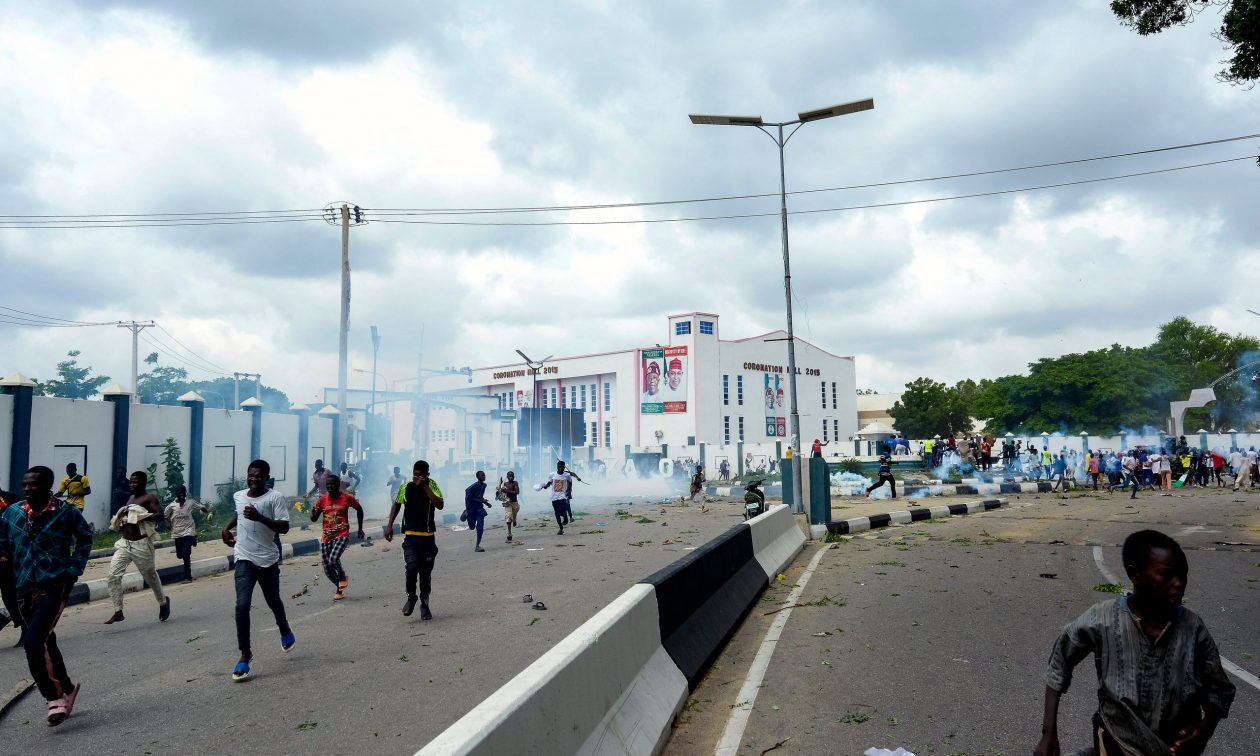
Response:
[797,98,874,123]
[688,114,765,126]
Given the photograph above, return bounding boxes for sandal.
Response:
[521,594,533,603]
[64,682,81,716]
[232,660,252,683]
[47,697,69,726]
[532,601,547,611]
[334,589,345,601]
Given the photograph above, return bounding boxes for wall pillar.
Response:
[179,391,205,500]
[102,385,132,515]
[698,442,705,475]
[0,374,36,494]
[736,440,744,478]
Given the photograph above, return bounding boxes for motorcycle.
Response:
[743,479,767,520]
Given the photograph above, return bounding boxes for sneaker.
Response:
[159,597,171,622]
[402,596,417,617]
[280,632,296,652]
[557,528,565,535]
[420,603,433,621]
[506,535,513,543]
[475,546,485,552]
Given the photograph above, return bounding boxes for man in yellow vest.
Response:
[57,463,91,511]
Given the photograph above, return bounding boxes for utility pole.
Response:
[117,321,155,404]
[324,202,366,465]
[369,325,380,457]
[233,372,261,408]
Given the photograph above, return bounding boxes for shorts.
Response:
[503,501,520,524]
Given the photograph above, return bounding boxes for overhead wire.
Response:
[153,324,234,374]
[367,155,1255,227]
[139,332,232,377]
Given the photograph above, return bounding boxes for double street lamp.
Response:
[690,97,874,519]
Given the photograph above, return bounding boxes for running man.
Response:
[56,462,92,511]
[164,485,208,583]
[0,466,93,726]
[385,460,444,620]
[541,460,580,535]
[104,471,171,624]
[386,466,404,508]
[865,454,900,501]
[1034,530,1235,755]
[308,458,330,499]
[464,471,492,553]
[310,474,364,600]
[500,471,520,543]
[222,459,295,682]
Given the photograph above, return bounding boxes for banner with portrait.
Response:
[763,372,786,436]
[640,346,687,414]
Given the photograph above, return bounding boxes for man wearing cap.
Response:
[663,357,685,400]
[641,360,662,402]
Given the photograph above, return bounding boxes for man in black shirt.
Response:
[385,460,444,621]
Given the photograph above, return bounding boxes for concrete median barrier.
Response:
[744,504,805,580]
[417,583,687,756]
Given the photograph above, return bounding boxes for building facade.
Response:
[420,312,857,471]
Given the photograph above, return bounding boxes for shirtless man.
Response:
[104,471,170,624]
[500,471,520,543]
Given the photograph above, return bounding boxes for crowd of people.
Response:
[0,450,612,725]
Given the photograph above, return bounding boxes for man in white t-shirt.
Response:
[221,459,294,683]
[541,460,581,535]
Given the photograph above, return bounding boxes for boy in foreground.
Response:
[385,460,444,620]
[1035,530,1235,755]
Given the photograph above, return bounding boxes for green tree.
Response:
[889,378,974,437]
[185,376,293,412]
[1111,0,1260,85]
[137,352,191,405]
[35,350,110,399]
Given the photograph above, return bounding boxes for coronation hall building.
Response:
[419,312,857,476]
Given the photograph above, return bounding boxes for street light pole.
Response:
[691,98,874,521]
[516,349,552,480]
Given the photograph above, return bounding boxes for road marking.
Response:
[714,543,830,756]
[1092,546,1124,586]
[1091,547,1260,693]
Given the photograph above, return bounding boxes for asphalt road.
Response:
[0,494,740,755]
[666,487,1260,755]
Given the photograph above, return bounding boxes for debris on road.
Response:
[1039,573,1058,579]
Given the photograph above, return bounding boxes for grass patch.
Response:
[579,529,605,535]
[297,721,318,731]
[1093,583,1125,594]
[629,540,652,547]
[614,509,632,519]
[873,560,906,567]
[824,531,849,543]
[951,537,974,546]
[838,711,871,725]
[634,516,656,524]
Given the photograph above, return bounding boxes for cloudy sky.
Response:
[2,0,1256,406]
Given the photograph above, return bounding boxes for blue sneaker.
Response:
[280,632,296,652]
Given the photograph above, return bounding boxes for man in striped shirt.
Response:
[1035,530,1235,755]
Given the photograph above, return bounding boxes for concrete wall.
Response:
[262,412,299,496]
[0,393,11,493]
[128,403,192,492]
[201,408,252,495]
[307,414,333,492]
[28,397,115,527]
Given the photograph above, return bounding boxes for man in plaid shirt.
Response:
[0,465,94,726]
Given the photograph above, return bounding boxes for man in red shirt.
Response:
[310,475,364,601]
[1211,451,1226,487]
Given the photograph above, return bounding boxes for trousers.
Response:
[108,537,166,613]
[320,536,349,584]
[19,581,74,701]
[402,535,438,601]
[234,559,290,654]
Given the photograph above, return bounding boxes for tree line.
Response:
[890,317,1259,437]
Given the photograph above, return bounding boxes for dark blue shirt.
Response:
[465,481,488,514]
[0,498,93,594]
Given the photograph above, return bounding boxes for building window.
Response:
[590,421,597,446]
[722,375,729,406]
[550,387,557,407]
[590,383,596,410]
[823,422,829,443]
[603,420,611,448]
[569,385,576,408]
[509,391,515,410]
[833,419,839,442]
[737,375,744,405]
[675,321,691,335]
[580,384,587,409]
[738,416,745,441]
[820,381,826,408]
[699,321,714,335]
[603,382,611,411]
[831,382,837,409]
[724,416,731,444]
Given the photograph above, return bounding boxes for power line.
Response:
[363,132,1260,216]
[139,332,231,377]
[153,324,234,374]
[367,154,1254,227]
[0,216,324,229]
[0,208,324,219]
[0,305,113,326]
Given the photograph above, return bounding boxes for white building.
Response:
[420,312,857,475]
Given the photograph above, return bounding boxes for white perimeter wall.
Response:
[307,415,333,492]
[261,412,299,496]
[0,394,12,493]
[128,403,192,493]
[28,397,114,528]
[201,408,253,496]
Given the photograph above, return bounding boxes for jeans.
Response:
[19,580,74,701]
[551,500,568,530]
[402,535,438,602]
[234,560,290,655]
[866,474,896,497]
[467,509,486,547]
